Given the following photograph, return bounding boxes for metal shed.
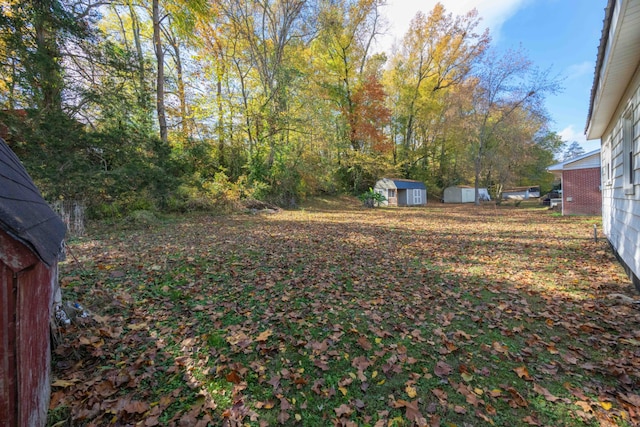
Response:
[0,138,65,426]
[443,186,491,203]
[444,186,474,203]
[373,178,427,207]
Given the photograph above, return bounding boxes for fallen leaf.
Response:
[51,379,78,388]
[334,403,353,416]
[406,385,417,398]
[256,329,273,342]
[514,366,532,381]
[434,360,452,378]
[599,401,612,411]
[533,383,559,402]
[128,322,147,331]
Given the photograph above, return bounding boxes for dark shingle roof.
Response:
[0,138,65,266]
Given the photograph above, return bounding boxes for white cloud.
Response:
[558,124,587,145]
[379,0,532,52]
[565,61,594,81]
[558,125,601,154]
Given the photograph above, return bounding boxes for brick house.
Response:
[547,149,601,216]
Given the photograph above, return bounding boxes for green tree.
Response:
[465,47,561,204]
[385,3,488,178]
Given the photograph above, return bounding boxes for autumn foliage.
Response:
[49,200,640,426]
[349,76,392,154]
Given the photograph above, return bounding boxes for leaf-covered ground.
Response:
[49,198,640,426]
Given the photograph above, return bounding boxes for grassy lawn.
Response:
[48,198,640,426]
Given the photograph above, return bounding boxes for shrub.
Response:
[358,188,386,208]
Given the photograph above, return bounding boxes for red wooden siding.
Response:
[563,167,602,216]
[0,228,53,427]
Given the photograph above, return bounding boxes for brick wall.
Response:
[562,167,602,215]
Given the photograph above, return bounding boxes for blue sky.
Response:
[380,0,606,153]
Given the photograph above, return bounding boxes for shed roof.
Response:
[0,138,65,266]
[384,178,426,190]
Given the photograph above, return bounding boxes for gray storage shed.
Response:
[443,186,491,203]
[443,186,474,203]
[373,178,427,207]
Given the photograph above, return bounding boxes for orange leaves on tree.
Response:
[348,75,391,153]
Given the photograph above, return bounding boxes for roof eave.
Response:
[586,0,640,140]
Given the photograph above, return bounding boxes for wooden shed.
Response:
[0,138,66,426]
[374,178,427,207]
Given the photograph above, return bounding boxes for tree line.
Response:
[0,0,564,216]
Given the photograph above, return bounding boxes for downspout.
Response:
[560,172,565,215]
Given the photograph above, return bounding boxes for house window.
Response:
[623,108,635,194]
[413,189,422,204]
[388,189,396,199]
[604,136,612,185]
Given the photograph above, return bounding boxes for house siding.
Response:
[600,64,640,288]
[562,167,602,215]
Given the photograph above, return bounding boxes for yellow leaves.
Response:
[255,329,272,342]
[51,379,79,388]
[338,386,348,396]
[488,389,503,398]
[405,385,417,398]
[599,401,613,411]
[128,322,148,331]
[255,400,275,409]
[461,372,474,382]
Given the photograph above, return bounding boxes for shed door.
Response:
[413,189,423,205]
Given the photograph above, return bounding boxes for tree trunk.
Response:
[167,32,188,139]
[153,0,168,142]
[33,0,63,111]
[128,1,149,110]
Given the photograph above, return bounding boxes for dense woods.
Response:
[0,0,563,215]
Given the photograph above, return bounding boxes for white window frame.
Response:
[623,106,635,195]
[604,136,612,186]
